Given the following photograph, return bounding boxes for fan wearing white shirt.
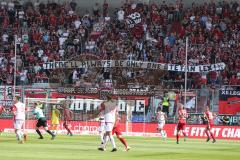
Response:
[205,19,212,31]
[18,10,24,19]
[74,18,81,29]
[72,69,78,84]
[2,33,8,43]
[117,8,125,21]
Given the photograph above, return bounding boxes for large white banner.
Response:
[43,60,226,73]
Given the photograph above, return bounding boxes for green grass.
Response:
[0,133,240,160]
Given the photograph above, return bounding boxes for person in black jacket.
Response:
[221,115,230,125]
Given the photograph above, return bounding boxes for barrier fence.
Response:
[0,86,239,127]
[0,119,240,140]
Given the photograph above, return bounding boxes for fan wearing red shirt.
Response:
[204,106,216,143]
[112,113,130,151]
[176,103,188,144]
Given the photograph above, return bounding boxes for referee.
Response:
[33,103,55,140]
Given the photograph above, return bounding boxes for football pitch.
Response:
[0,134,239,160]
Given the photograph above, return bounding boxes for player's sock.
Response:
[210,132,215,140]
[161,130,166,138]
[46,130,55,136]
[119,137,128,148]
[66,127,73,136]
[102,135,109,149]
[176,133,179,143]
[212,139,216,143]
[69,129,73,136]
[100,133,104,144]
[36,129,43,138]
[205,130,210,141]
[183,132,187,141]
[16,130,23,141]
[109,135,116,149]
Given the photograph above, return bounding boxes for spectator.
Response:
[220,115,230,125]
[72,69,78,84]
[0,0,238,89]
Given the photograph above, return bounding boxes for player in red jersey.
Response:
[112,113,130,151]
[61,101,73,136]
[204,106,216,143]
[176,103,188,144]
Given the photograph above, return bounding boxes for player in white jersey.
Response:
[12,96,27,144]
[156,107,167,139]
[98,94,118,152]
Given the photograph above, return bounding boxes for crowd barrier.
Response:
[1,120,239,140]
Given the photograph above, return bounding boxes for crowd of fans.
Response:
[0,0,239,89]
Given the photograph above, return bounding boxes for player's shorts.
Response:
[36,118,48,128]
[14,120,24,130]
[98,124,105,132]
[158,121,165,129]
[105,122,114,132]
[177,122,186,131]
[112,126,122,136]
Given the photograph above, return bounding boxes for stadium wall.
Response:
[1,119,240,140]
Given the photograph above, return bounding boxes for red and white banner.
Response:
[1,120,239,140]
